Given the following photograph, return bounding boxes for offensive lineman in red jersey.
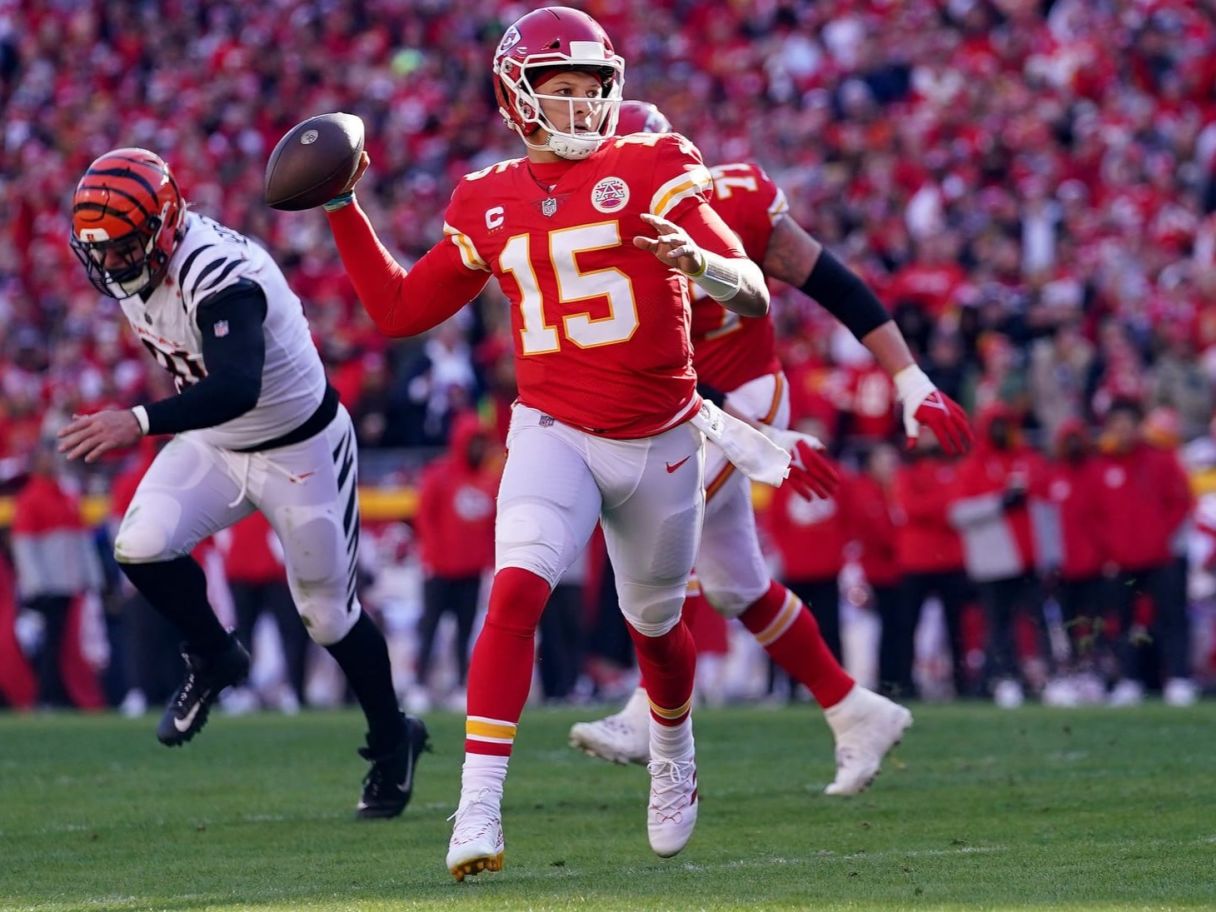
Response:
[570,102,973,793]
[315,7,820,879]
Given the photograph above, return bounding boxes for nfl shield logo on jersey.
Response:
[542,197,558,217]
[213,320,229,338]
[591,176,629,214]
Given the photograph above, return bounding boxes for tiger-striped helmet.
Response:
[70,148,184,298]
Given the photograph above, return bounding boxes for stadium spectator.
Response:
[1,1,1212,476]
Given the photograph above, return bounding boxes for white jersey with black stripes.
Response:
[118,211,326,450]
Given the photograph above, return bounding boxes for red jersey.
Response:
[841,363,897,441]
[893,457,965,574]
[849,474,902,587]
[1094,444,1192,571]
[442,133,729,438]
[691,163,785,392]
[415,414,498,578]
[221,513,286,586]
[1041,459,1105,580]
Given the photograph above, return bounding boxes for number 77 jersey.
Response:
[442,132,728,439]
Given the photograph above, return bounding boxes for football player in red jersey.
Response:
[570,102,973,794]
[316,7,808,880]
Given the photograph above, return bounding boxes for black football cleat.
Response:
[156,636,251,747]
[356,714,431,819]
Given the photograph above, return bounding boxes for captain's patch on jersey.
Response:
[213,320,229,337]
[591,176,629,213]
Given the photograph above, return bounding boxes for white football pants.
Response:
[496,403,705,637]
[113,406,362,645]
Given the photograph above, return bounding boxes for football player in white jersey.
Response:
[61,148,428,819]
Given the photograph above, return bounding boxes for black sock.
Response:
[325,611,404,751]
[120,557,232,657]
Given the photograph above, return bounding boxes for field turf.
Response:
[1,704,1213,911]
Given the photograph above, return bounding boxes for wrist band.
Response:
[323,191,355,212]
[893,364,935,404]
[689,251,743,302]
[131,406,150,435]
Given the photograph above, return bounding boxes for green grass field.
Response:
[1,704,1213,912]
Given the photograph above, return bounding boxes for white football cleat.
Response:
[1041,677,1080,708]
[993,679,1025,710]
[446,789,504,882]
[569,691,650,765]
[823,686,913,796]
[1163,678,1198,707]
[1108,679,1144,707]
[647,756,698,857]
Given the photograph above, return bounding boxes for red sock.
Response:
[739,581,854,709]
[464,567,550,756]
[627,618,696,725]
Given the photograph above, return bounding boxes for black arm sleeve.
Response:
[143,279,268,435]
[799,249,892,341]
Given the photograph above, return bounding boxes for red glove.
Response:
[787,439,840,500]
[894,365,973,456]
[758,426,841,500]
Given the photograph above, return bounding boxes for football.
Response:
[264,112,365,211]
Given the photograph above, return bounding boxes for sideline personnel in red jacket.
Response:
[414,412,499,696]
[1038,419,1106,672]
[949,404,1048,705]
[892,431,972,698]
[765,426,850,663]
[1094,400,1193,703]
[10,442,103,707]
[850,444,906,697]
[220,512,308,706]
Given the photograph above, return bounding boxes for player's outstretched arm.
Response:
[323,152,489,338]
[762,215,973,455]
[634,208,769,317]
[58,281,268,462]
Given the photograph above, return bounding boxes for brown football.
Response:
[264,112,364,211]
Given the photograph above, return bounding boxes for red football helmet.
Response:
[493,6,625,160]
[615,100,673,136]
[70,148,184,299]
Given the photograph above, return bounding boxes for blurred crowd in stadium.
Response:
[3,0,1216,710]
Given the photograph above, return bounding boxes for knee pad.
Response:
[279,512,357,646]
[618,578,686,638]
[113,493,186,564]
[495,498,580,587]
[699,576,770,620]
[298,598,360,646]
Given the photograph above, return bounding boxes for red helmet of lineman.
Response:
[615,100,673,136]
[70,148,184,299]
[492,6,625,160]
